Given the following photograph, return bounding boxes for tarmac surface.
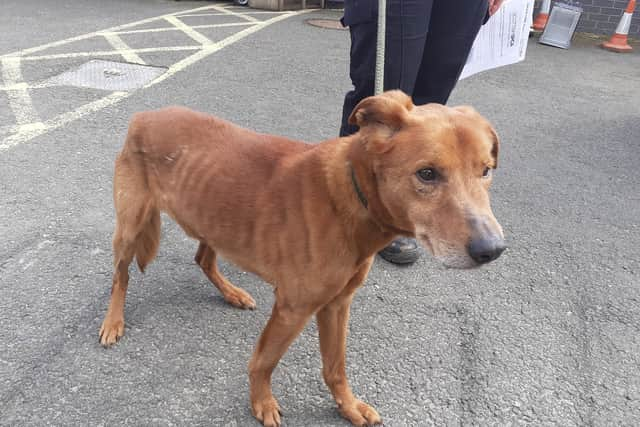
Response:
[1,1,639,426]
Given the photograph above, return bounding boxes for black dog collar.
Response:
[349,163,368,209]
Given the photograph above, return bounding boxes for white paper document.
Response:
[460,0,534,80]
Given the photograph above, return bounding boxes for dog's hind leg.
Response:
[195,242,256,310]
[100,154,161,346]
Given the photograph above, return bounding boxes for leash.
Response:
[375,0,386,95]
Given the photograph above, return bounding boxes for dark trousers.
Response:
[340,0,489,136]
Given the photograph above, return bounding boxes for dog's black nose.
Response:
[468,236,506,264]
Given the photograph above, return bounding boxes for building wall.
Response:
[535,0,640,36]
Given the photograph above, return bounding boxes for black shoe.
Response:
[378,237,420,264]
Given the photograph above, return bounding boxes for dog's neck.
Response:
[348,161,368,209]
[322,136,409,262]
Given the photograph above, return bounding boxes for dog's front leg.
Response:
[316,261,381,426]
[248,298,312,427]
[317,295,382,426]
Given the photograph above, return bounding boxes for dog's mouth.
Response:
[417,234,479,269]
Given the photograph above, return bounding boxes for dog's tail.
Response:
[112,116,161,273]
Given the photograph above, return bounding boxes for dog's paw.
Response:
[223,287,256,310]
[339,399,381,426]
[99,318,124,347]
[251,396,282,427]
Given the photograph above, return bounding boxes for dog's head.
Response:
[349,90,506,268]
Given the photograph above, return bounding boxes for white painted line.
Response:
[102,33,146,64]
[144,11,302,89]
[108,22,254,36]
[0,124,21,134]
[224,6,284,13]
[0,92,129,152]
[193,22,256,29]
[1,122,51,138]
[0,4,222,59]
[0,80,57,92]
[164,16,212,45]
[208,5,260,23]
[0,122,46,146]
[19,46,201,61]
[176,11,287,17]
[1,57,40,126]
[1,10,310,152]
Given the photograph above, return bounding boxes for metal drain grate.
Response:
[48,60,167,91]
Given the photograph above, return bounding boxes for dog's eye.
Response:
[417,168,437,183]
[482,167,492,178]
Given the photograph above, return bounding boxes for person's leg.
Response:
[412,0,488,106]
[340,20,376,137]
[384,0,434,91]
[340,0,433,137]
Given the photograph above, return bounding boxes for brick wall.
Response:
[535,0,640,36]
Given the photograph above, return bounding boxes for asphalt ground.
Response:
[1,1,640,426]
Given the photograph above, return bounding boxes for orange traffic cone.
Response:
[532,0,551,31]
[601,0,636,52]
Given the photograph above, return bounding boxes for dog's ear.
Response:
[348,90,414,152]
[454,105,499,168]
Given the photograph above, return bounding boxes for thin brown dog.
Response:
[99,90,506,426]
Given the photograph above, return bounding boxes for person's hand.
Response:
[488,0,505,15]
